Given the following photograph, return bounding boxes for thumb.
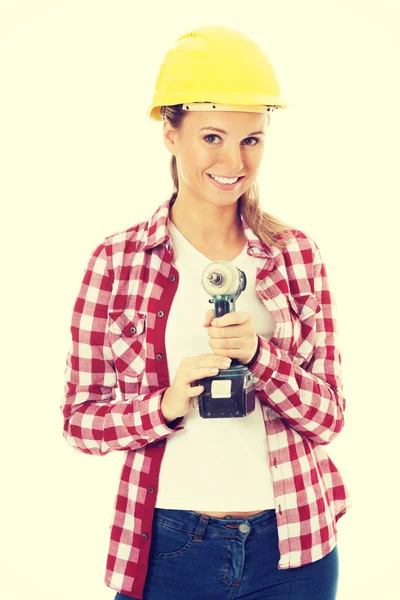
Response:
[203,309,215,327]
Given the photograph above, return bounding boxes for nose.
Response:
[219,144,244,174]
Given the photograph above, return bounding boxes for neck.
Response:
[169,194,244,245]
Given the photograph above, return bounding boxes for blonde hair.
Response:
[162,104,296,250]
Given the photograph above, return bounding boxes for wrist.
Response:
[161,388,181,425]
[245,337,260,368]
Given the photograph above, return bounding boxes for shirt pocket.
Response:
[107,310,147,379]
[286,293,321,366]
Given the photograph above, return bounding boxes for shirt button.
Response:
[156,354,163,360]
[141,533,148,539]
[158,311,164,317]
[148,487,154,493]
[169,275,176,282]
[129,326,136,334]
[157,441,164,447]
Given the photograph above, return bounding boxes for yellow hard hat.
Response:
[147,25,288,122]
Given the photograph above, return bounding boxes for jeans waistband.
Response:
[153,508,277,535]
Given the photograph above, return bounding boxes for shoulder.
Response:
[104,219,147,245]
[277,228,320,261]
[102,218,149,256]
[83,219,149,286]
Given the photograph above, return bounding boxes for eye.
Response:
[203,134,260,146]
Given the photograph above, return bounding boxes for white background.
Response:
[1,1,399,598]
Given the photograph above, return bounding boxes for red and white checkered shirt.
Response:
[62,195,351,599]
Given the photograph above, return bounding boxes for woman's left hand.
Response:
[203,309,259,365]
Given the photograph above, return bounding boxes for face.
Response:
[163,110,268,206]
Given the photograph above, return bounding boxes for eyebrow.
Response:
[199,126,265,136]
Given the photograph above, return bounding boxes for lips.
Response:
[206,173,245,190]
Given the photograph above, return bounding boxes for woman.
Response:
[62,25,351,599]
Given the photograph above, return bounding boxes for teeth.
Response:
[210,175,239,184]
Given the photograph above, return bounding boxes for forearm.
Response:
[62,385,184,456]
[248,336,345,446]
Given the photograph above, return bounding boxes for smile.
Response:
[206,173,244,190]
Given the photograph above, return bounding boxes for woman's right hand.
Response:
[162,353,232,421]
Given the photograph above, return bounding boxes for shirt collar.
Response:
[141,194,276,259]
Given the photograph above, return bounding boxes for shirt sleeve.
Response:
[248,238,345,446]
[61,241,184,457]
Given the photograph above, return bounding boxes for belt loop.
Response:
[193,514,209,541]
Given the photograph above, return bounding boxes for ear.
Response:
[163,120,177,155]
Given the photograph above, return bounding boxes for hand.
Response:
[203,309,259,365]
[161,353,232,422]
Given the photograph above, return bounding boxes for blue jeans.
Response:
[115,508,339,599]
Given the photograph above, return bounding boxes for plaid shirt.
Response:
[62,195,351,599]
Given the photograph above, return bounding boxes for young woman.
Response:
[62,25,351,600]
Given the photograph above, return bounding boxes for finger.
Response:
[203,309,215,327]
[215,312,249,327]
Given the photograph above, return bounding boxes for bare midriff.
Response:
[191,509,266,518]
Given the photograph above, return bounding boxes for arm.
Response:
[61,242,184,457]
[248,238,345,446]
